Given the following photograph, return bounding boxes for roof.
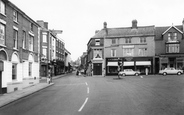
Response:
[162,25,183,35]
[91,26,155,39]
[155,25,183,40]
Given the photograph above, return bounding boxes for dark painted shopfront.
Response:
[106,57,154,75]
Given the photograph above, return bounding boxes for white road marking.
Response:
[78,98,88,112]
[140,76,143,78]
[85,82,88,86]
[87,87,89,94]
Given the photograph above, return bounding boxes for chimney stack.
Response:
[37,20,48,29]
[103,22,107,29]
[132,19,138,29]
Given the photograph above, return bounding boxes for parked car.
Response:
[159,68,183,75]
[119,69,141,76]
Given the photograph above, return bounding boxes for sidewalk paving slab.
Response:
[0,74,66,108]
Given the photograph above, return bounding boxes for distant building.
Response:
[65,48,72,72]
[104,20,155,75]
[37,20,65,76]
[87,26,104,76]
[0,0,40,94]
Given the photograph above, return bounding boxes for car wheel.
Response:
[135,73,139,76]
[122,73,126,76]
[163,72,167,76]
[177,72,181,75]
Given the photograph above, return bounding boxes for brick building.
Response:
[155,20,184,73]
[0,0,40,94]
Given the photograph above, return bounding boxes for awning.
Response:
[123,61,134,66]
[107,62,118,66]
[136,61,151,66]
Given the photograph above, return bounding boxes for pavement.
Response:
[0,74,66,108]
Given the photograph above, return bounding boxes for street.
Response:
[0,73,184,115]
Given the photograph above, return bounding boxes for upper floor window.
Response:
[29,35,34,51]
[166,44,179,53]
[125,38,131,43]
[140,37,146,43]
[0,0,5,15]
[30,23,33,32]
[13,28,18,49]
[0,23,5,45]
[94,49,102,59]
[13,10,18,22]
[42,33,47,43]
[168,32,178,42]
[95,39,100,45]
[111,49,116,57]
[22,30,26,49]
[112,39,116,44]
[123,48,134,56]
[138,48,147,56]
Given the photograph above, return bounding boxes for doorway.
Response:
[0,71,2,94]
[93,63,102,75]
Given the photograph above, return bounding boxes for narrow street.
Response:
[1,73,184,115]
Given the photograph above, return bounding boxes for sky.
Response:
[10,0,184,61]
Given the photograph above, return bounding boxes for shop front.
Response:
[159,55,184,70]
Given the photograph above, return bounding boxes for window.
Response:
[111,49,116,57]
[0,23,5,45]
[29,35,34,51]
[112,39,116,44]
[94,49,102,59]
[22,31,26,49]
[30,23,33,31]
[29,62,32,76]
[13,10,18,22]
[166,44,179,53]
[125,38,131,43]
[95,39,100,45]
[0,0,5,15]
[138,48,147,56]
[168,32,178,42]
[140,37,146,43]
[12,63,17,80]
[123,48,134,56]
[13,29,18,49]
[42,33,47,43]
[173,33,177,41]
[43,48,47,56]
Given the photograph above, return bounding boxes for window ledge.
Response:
[13,20,19,25]
[0,13,6,17]
[0,44,6,48]
[13,48,19,51]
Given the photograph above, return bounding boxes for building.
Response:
[37,20,65,77]
[0,0,40,94]
[80,52,87,70]
[155,20,184,73]
[64,48,72,73]
[87,28,104,76]
[104,20,155,75]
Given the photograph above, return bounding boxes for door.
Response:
[93,63,102,75]
[0,71,2,94]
